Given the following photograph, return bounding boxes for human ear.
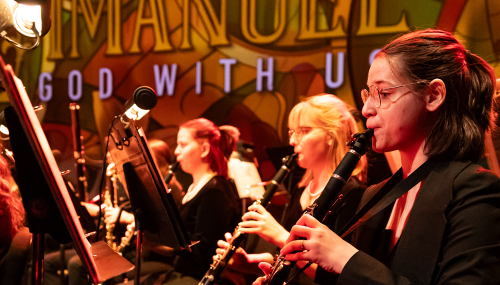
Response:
[426,79,446,112]
[200,142,210,158]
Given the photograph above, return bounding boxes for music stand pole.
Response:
[31,229,45,285]
[134,210,142,285]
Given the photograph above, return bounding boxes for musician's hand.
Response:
[104,206,120,225]
[239,204,289,248]
[82,202,100,217]
[215,232,234,256]
[281,214,358,274]
[252,262,274,285]
[214,232,273,275]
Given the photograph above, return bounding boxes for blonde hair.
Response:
[289,94,367,187]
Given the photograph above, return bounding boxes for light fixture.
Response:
[0,111,8,135]
[123,86,157,121]
[0,0,51,50]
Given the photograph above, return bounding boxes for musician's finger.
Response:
[238,227,259,234]
[104,217,114,225]
[286,225,312,243]
[257,262,273,275]
[280,239,306,256]
[224,232,233,243]
[242,211,262,221]
[281,250,309,262]
[217,239,228,248]
[294,214,322,228]
[252,276,266,285]
[238,220,261,230]
[247,204,265,214]
[216,248,226,255]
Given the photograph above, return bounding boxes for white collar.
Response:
[182,172,217,204]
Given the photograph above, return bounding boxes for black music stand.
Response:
[108,117,191,284]
[0,58,134,285]
[5,106,72,285]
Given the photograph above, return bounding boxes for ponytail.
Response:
[219,125,240,160]
[180,118,240,178]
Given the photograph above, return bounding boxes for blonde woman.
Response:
[216,94,367,284]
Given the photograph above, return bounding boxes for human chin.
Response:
[370,136,386,153]
[297,156,309,169]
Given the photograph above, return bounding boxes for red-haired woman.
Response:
[161,118,241,284]
[0,155,25,272]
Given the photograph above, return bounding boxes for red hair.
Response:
[0,156,25,240]
[180,118,239,178]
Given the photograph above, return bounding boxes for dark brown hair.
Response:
[378,29,495,162]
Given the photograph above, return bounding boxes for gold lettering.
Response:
[297,0,346,40]
[106,0,123,54]
[129,0,173,53]
[181,0,229,49]
[357,0,409,35]
[48,0,63,59]
[70,0,79,58]
[70,0,106,58]
[180,0,191,49]
[241,0,286,44]
[79,0,106,38]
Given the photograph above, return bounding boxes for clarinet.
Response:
[263,129,373,285]
[69,103,88,202]
[164,161,180,185]
[198,153,298,285]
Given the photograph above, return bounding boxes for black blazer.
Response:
[336,160,500,284]
[174,176,240,280]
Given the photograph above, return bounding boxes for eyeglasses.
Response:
[288,126,323,140]
[361,82,425,108]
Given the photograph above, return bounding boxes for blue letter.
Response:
[39,72,52,102]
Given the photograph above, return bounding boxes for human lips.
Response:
[366,121,379,132]
[365,123,379,140]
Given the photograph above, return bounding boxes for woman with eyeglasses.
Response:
[215,94,367,284]
[255,29,500,285]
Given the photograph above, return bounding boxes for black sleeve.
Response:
[185,187,234,267]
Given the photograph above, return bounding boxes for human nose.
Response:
[362,95,377,119]
[174,145,181,156]
[289,132,298,146]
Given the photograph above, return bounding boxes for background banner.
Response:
[1,0,499,189]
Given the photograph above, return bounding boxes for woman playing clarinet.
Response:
[262,29,500,285]
[217,94,367,284]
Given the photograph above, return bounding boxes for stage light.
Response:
[0,0,51,50]
[123,86,157,121]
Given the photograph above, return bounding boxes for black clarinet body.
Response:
[164,161,179,185]
[198,153,298,285]
[263,129,373,285]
